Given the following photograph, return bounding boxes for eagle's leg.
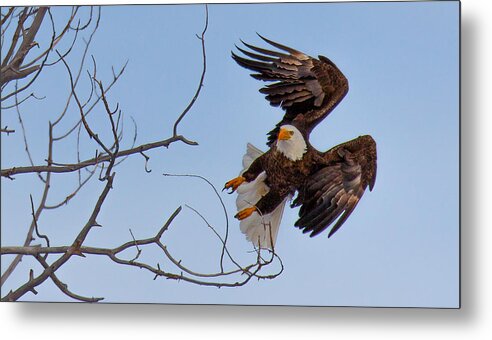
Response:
[234,190,288,220]
[223,155,264,193]
[223,176,245,192]
[234,206,257,220]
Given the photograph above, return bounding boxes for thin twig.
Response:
[52,7,101,128]
[30,195,50,249]
[35,255,103,302]
[14,82,46,183]
[128,229,142,262]
[172,4,208,137]
[1,127,15,134]
[162,173,230,272]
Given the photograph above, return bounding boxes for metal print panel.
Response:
[1,1,460,307]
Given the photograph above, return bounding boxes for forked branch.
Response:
[1,5,283,303]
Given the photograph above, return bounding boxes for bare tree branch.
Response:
[51,7,101,128]
[1,5,283,302]
[163,173,233,272]
[1,127,15,134]
[1,7,52,101]
[14,82,47,183]
[1,6,106,287]
[1,91,45,110]
[35,255,104,302]
[0,122,53,286]
[2,203,284,291]
[0,7,15,27]
[2,173,115,302]
[2,135,198,178]
[172,5,208,138]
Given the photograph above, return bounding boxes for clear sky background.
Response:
[2,1,459,308]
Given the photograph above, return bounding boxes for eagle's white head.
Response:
[275,125,307,161]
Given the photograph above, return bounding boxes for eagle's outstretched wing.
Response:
[292,135,377,238]
[232,34,349,145]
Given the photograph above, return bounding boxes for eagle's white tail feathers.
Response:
[236,143,289,249]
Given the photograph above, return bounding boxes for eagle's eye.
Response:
[289,130,294,136]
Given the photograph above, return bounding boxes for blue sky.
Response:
[1,1,459,307]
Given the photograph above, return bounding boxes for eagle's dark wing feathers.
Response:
[293,135,377,238]
[232,34,349,146]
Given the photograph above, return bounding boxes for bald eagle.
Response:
[224,35,377,249]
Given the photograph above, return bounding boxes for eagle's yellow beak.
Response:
[278,127,292,141]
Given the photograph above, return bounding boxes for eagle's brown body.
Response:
[241,134,376,237]
[244,143,320,195]
[225,35,378,243]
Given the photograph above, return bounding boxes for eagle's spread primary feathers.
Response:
[224,35,377,249]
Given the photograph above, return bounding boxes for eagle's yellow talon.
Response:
[223,176,246,193]
[234,206,257,220]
